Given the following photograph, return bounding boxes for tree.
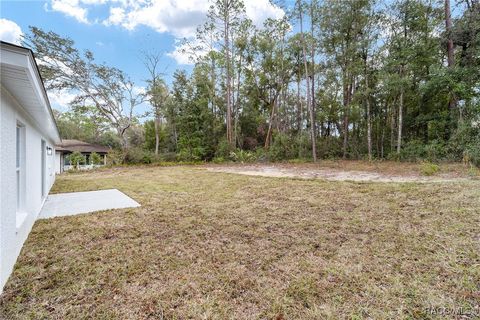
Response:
[296,0,317,161]
[249,17,294,149]
[445,0,455,70]
[24,27,144,152]
[172,70,216,161]
[54,106,117,147]
[358,3,379,161]
[206,0,247,148]
[319,0,372,158]
[66,151,86,170]
[30,0,479,165]
[143,52,169,156]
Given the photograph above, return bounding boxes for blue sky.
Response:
[1,1,178,81]
[0,0,285,112]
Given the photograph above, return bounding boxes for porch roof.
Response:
[56,139,110,154]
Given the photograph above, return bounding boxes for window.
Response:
[41,140,46,198]
[16,123,25,212]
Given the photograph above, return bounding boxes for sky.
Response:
[0,0,285,112]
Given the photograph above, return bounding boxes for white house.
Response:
[55,139,109,173]
[0,41,61,293]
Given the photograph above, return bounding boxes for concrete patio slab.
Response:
[39,189,140,219]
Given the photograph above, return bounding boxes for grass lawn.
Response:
[1,164,479,319]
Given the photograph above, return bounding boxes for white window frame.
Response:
[41,139,46,198]
[16,122,27,227]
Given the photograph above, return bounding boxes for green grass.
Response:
[1,165,479,319]
[420,162,440,176]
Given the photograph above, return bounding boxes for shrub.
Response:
[177,136,207,161]
[269,133,296,161]
[229,149,256,163]
[90,152,103,165]
[141,151,154,164]
[424,140,446,162]
[400,139,426,161]
[123,147,147,164]
[387,152,401,161]
[177,146,206,161]
[212,157,226,164]
[296,133,312,159]
[254,148,268,162]
[106,149,124,165]
[160,152,178,162]
[215,137,233,158]
[465,142,480,168]
[66,151,86,169]
[420,162,440,176]
[447,121,480,162]
[317,136,342,159]
[467,167,480,177]
[242,136,258,150]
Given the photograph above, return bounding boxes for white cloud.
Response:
[47,0,284,39]
[245,0,284,26]
[132,85,146,96]
[103,6,126,26]
[108,0,285,64]
[50,0,89,24]
[47,89,77,111]
[113,0,209,38]
[81,0,108,4]
[167,46,193,65]
[167,38,210,65]
[44,0,285,65]
[0,19,23,45]
[103,0,284,38]
[36,56,75,77]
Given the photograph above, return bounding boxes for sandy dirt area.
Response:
[206,163,471,183]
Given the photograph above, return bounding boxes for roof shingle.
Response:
[56,139,110,153]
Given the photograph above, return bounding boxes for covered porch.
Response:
[55,139,110,173]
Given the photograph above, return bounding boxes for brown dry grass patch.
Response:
[1,165,479,319]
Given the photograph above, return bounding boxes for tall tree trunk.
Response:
[342,72,351,159]
[390,99,395,153]
[396,8,408,155]
[117,125,129,160]
[364,55,372,161]
[444,0,456,110]
[445,0,455,68]
[211,56,217,116]
[310,1,317,161]
[154,115,160,155]
[366,90,372,161]
[380,113,385,159]
[298,0,316,162]
[397,89,404,154]
[224,0,233,147]
[265,99,276,148]
[173,125,178,150]
[280,28,287,135]
[233,54,242,148]
[296,71,302,132]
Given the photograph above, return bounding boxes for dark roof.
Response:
[56,139,110,153]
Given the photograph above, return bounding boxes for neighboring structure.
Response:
[55,139,109,173]
[0,41,61,293]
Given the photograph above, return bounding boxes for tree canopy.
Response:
[27,0,480,166]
